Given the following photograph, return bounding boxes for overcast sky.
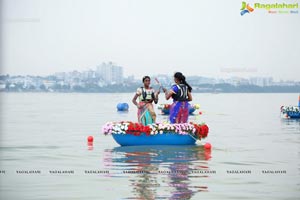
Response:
[1,0,300,81]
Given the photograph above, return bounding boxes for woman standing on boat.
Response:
[132,76,160,125]
[163,72,192,123]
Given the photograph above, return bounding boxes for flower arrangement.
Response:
[281,106,300,114]
[102,121,209,140]
[193,104,200,109]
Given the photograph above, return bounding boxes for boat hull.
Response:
[112,133,196,146]
[286,112,300,118]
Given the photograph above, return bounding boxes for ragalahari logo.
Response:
[240,2,254,15]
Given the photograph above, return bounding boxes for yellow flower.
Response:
[194,104,200,109]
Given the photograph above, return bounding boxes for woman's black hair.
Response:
[174,72,192,92]
[142,76,151,82]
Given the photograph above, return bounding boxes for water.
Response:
[0,93,299,200]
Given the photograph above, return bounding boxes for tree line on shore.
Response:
[2,82,299,93]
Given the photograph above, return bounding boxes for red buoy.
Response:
[204,142,211,149]
[199,111,202,115]
[87,136,94,143]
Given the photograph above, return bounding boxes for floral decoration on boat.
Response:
[102,121,209,140]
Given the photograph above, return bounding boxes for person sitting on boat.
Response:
[132,76,160,125]
[163,72,192,123]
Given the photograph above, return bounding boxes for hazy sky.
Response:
[1,0,300,81]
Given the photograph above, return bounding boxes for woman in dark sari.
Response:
[163,72,192,124]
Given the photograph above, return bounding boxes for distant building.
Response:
[188,76,216,85]
[82,70,96,80]
[0,81,5,90]
[42,80,56,89]
[54,72,67,80]
[70,71,81,79]
[223,77,249,86]
[97,62,123,84]
[249,77,273,87]
[123,75,137,84]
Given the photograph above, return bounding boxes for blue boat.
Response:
[103,110,208,146]
[281,95,300,119]
[112,133,196,146]
[281,108,300,119]
[287,112,300,118]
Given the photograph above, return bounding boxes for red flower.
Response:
[140,126,146,133]
[193,124,202,139]
[136,123,142,130]
[199,126,204,137]
[125,122,152,136]
[192,123,209,139]
[201,124,209,138]
[143,126,151,135]
[135,124,139,131]
[127,122,135,132]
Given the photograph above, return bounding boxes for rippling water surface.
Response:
[0,93,299,199]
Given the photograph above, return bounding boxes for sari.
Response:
[168,83,190,124]
[169,101,189,124]
[136,86,157,125]
[137,102,156,125]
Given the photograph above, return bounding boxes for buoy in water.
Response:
[204,142,211,149]
[117,103,129,111]
[87,136,94,143]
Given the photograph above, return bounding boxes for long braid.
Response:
[184,80,192,92]
[180,74,192,92]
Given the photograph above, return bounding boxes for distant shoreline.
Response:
[1,91,299,94]
[1,82,299,93]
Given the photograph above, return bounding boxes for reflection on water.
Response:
[2,93,300,199]
[280,118,300,133]
[103,145,212,199]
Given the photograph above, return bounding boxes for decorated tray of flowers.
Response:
[102,121,209,146]
[157,103,200,115]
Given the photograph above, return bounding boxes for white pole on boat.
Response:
[188,133,198,141]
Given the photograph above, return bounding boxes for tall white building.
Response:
[249,77,273,87]
[97,62,123,84]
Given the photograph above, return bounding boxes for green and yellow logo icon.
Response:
[241,2,254,15]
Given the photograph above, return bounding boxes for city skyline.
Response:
[1,64,299,86]
[1,61,298,92]
[1,61,300,84]
[1,0,300,81]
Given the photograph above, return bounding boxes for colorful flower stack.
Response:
[102,121,209,140]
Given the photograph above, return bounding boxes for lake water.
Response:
[0,93,299,200]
